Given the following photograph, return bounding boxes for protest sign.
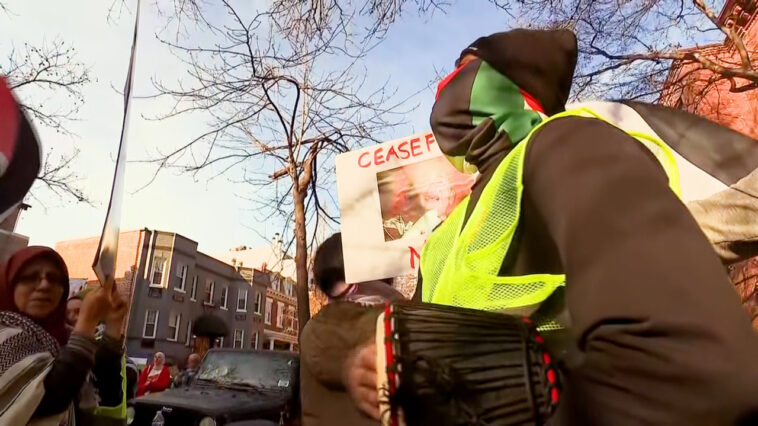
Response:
[336,131,475,284]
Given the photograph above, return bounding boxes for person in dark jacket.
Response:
[300,233,404,426]
[65,286,128,426]
[313,233,404,305]
[173,353,201,388]
[0,246,122,423]
[125,356,139,400]
[345,28,758,426]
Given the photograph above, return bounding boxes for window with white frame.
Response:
[185,321,193,346]
[251,331,259,349]
[285,281,294,297]
[233,329,245,348]
[190,276,198,301]
[264,297,273,324]
[204,280,215,305]
[237,288,248,312]
[220,286,228,309]
[143,310,159,338]
[150,255,167,286]
[168,311,181,341]
[254,292,262,314]
[271,275,280,292]
[276,301,285,328]
[175,263,188,292]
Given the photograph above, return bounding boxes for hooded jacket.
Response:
[425,28,758,425]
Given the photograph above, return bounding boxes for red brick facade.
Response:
[55,229,145,281]
[661,1,758,330]
[660,0,758,139]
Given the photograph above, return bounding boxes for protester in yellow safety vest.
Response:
[344,28,758,425]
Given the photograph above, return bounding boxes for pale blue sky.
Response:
[4,0,514,255]
[0,0,508,253]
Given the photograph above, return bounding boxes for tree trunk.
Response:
[292,183,311,336]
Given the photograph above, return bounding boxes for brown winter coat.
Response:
[299,302,382,426]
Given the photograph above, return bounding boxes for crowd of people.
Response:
[2,24,758,426]
[0,243,203,425]
[0,246,128,425]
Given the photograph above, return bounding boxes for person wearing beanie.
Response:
[344,28,758,425]
[313,233,403,305]
[299,233,404,426]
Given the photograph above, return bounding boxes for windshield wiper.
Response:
[216,382,265,394]
[194,378,219,387]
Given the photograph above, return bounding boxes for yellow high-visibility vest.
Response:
[420,107,681,328]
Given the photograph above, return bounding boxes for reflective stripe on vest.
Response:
[420,107,682,318]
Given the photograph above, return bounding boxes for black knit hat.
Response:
[313,233,345,295]
[461,29,578,116]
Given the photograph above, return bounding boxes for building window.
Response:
[175,264,188,292]
[143,310,159,338]
[264,297,273,324]
[168,311,181,341]
[285,282,294,297]
[150,255,167,287]
[252,332,259,350]
[271,275,280,292]
[204,280,215,305]
[237,288,248,312]
[233,329,245,348]
[214,336,224,348]
[220,286,228,310]
[190,276,198,301]
[254,292,262,314]
[276,302,285,327]
[185,321,193,346]
[285,306,294,330]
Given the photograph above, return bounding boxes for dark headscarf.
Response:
[0,246,70,345]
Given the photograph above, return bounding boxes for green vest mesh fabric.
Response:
[421,107,681,328]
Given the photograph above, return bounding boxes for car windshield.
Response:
[196,351,295,391]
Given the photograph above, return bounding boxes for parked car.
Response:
[129,349,299,426]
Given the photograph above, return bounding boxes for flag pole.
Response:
[93,0,142,288]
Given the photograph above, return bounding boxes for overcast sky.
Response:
[2,0,513,255]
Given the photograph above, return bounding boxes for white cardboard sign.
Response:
[336,131,475,283]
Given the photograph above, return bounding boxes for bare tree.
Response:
[512,0,757,103]
[259,0,757,103]
[146,1,406,331]
[1,36,92,204]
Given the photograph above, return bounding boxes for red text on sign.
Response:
[358,133,436,168]
[409,246,421,269]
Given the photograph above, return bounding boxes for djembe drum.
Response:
[376,302,559,426]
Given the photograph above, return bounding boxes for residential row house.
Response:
[218,239,299,350]
[239,266,299,351]
[55,228,298,368]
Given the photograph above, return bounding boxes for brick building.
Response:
[660,0,758,139]
[55,229,294,367]
[237,265,298,351]
[660,0,758,329]
[217,238,299,350]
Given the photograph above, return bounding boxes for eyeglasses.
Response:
[16,272,64,287]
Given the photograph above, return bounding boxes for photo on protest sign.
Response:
[337,131,474,284]
[377,157,474,242]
